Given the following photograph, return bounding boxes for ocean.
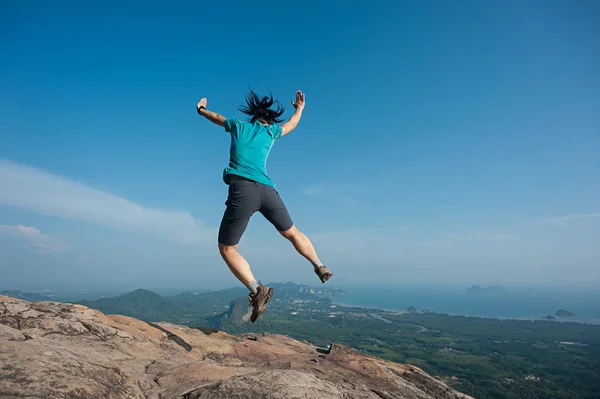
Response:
[332,284,600,324]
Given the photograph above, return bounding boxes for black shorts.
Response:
[218,176,294,246]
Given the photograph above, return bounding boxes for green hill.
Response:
[0,290,54,302]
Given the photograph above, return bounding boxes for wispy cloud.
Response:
[413,240,451,249]
[308,225,519,253]
[0,160,216,245]
[303,186,320,197]
[448,233,519,242]
[0,225,68,252]
[304,183,368,210]
[534,213,600,227]
[309,225,409,251]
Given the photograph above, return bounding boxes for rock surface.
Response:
[0,295,473,399]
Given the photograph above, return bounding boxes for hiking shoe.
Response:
[248,284,274,322]
[315,265,333,283]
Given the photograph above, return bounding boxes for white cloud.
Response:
[534,213,600,227]
[303,186,320,197]
[448,233,519,242]
[303,183,368,210]
[413,240,450,249]
[0,224,68,252]
[309,225,409,251]
[0,159,217,246]
[307,226,519,254]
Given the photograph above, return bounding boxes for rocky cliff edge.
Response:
[0,295,473,399]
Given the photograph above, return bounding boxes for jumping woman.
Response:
[196,89,334,322]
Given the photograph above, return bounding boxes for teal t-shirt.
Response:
[222,118,283,187]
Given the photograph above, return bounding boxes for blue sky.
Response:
[1,0,599,290]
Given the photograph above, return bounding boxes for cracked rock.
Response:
[0,296,472,399]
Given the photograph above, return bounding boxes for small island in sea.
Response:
[465,284,505,294]
[555,309,575,318]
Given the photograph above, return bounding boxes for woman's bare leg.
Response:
[279,225,323,268]
[218,243,257,287]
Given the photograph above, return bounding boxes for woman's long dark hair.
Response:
[238,89,285,124]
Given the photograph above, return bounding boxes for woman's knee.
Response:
[279,225,299,240]
[218,242,238,257]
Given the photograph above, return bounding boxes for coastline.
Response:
[331,299,600,325]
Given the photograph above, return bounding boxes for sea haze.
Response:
[332,284,600,324]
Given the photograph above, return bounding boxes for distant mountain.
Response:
[206,296,251,329]
[267,281,345,298]
[78,289,174,322]
[0,290,54,302]
[75,282,340,326]
[465,285,505,294]
[76,287,248,324]
[555,309,575,318]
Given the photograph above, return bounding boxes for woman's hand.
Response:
[291,90,305,111]
[197,98,207,112]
